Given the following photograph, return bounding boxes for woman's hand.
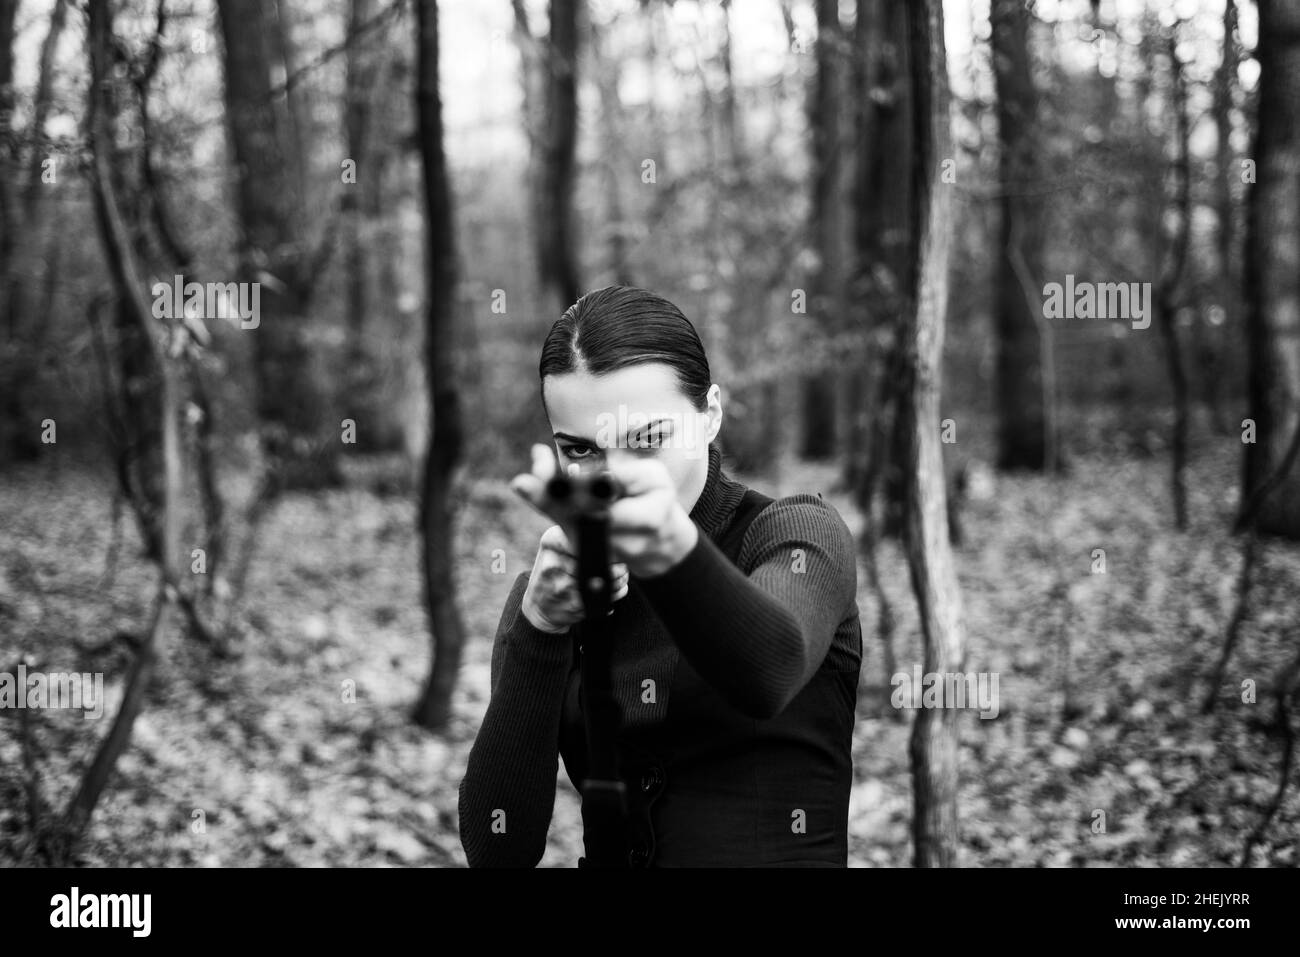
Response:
[604,457,699,578]
[511,444,699,581]
[520,524,630,634]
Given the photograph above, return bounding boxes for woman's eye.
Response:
[560,444,593,460]
[632,429,666,450]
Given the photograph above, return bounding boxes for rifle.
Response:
[547,470,630,868]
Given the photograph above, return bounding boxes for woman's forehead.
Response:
[543,363,691,421]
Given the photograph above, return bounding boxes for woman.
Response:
[459,285,862,867]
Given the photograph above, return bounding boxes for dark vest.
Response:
[561,488,861,867]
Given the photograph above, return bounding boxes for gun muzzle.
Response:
[546,471,623,509]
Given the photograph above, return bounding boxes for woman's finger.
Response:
[541,561,577,585]
[530,443,558,481]
[540,525,575,556]
[510,472,547,513]
[510,444,561,512]
[540,542,576,568]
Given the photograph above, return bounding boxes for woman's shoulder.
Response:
[735,490,856,568]
[748,489,853,526]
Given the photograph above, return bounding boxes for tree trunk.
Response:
[344,0,379,427]
[215,0,340,490]
[897,0,966,868]
[717,0,741,163]
[846,0,910,535]
[844,0,902,690]
[0,0,67,466]
[68,0,183,855]
[1155,33,1191,531]
[801,0,844,460]
[1241,0,1300,538]
[412,0,467,731]
[88,0,170,564]
[342,0,408,453]
[0,0,28,463]
[991,0,1049,471]
[24,0,67,222]
[593,17,632,285]
[0,0,18,331]
[1200,0,1237,431]
[537,0,581,316]
[1215,0,1239,277]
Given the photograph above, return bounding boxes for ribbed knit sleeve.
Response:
[458,572,574,867]
[637,494,857,720]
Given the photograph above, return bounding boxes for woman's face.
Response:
[542,362,722,513]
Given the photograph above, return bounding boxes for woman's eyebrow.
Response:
[631,417,672,434]
[626,419,673,445]
[553,431,592,444]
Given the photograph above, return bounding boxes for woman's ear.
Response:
[704,384,722,443]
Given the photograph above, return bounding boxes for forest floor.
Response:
[1,425,1297,867]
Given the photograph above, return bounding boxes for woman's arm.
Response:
[636,495,858,720]
[458,572,573,867]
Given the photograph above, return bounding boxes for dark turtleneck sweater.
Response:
[458,444,862,867]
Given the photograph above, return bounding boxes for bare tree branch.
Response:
[263,0,407,101]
